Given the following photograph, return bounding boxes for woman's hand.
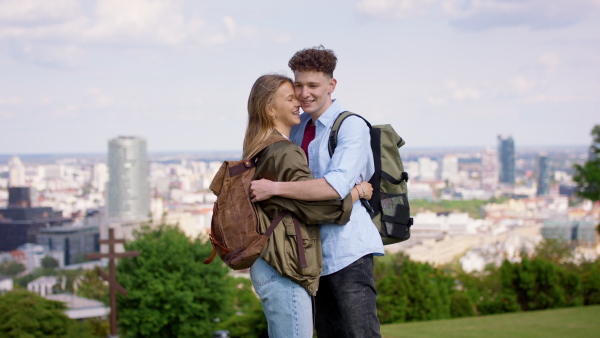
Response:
[356,182,373,200]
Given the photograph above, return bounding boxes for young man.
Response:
[250,46,384,337]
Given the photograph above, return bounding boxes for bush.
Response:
[450,293,475,318]
[476,291,521,315]
[582,260,600,305]
[376,253,453,324]
[500,257,583,311]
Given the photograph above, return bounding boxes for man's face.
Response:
[293,71,336,118]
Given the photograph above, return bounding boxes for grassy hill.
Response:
[381,305,600,337]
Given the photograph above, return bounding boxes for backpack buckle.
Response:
[401,172,409,182]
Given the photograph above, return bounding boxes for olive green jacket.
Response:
[254,133,353,295]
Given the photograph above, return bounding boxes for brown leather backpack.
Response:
[203,135,289,270]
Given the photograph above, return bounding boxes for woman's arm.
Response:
[254,142,370,225]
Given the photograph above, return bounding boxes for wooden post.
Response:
[86,228,139,337]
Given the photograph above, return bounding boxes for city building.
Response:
[107,136,150,222]
[418,157,439,181]
[536,154,550,196]
[37,224,99,266]
[498,134,515,185]
[0,187,72,252]
[541,220,597,245]
[0,276,13,293]
[91,163,108,194]
[27,275,59,297]
[45,294,110,320]
[27,276,110,320]
[480,147,499,191]
[441,155,459,185]
[8,156,25,187]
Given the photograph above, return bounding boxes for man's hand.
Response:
[358,181,373,200]
[250,179,278,202]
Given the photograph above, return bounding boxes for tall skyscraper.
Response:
[480,147,499,191]
[497,134,515,185]
[107,136,150,222]
[536,154,550,196]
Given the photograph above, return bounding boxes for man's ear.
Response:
[328,78,337,94]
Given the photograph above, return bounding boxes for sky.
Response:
[0,0,599,154]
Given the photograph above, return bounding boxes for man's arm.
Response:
[250,178,372,202]
[250,178,339,202]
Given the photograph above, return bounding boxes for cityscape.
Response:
[1,132,597,271]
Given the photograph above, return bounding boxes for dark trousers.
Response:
[315,254,381,338]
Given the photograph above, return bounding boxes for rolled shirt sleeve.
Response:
[323,116,374,198]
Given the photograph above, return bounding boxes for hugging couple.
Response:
[244,45,383,338]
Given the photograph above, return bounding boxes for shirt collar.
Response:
[315,99,343,128]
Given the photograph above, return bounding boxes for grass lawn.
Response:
[381,305,600,338]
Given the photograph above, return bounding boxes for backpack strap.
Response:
[228,135,288,178]
[264,211,308,268]
[328,111,372,157]
[327,111,376,215]
[247,134,289,160]
[291,215,308,268]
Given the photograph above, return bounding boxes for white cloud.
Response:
[0,97,21,105]
[510,53,561,94]
[356,0,436,20]
[0,0,254,51]
[446,81,482,101]
[356,0,600,30]
[51,105,79,119]
[4,42,84,68]
[0,0,81,23]
[427,95,446,105]
[539,53,560,73]
[511,75,537,94]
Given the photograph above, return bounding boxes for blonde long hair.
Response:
[242,74,293,159]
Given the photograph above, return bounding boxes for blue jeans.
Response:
[315,254,381,338]
[250,257,313,338]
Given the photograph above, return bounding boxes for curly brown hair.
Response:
[288,45,337,78]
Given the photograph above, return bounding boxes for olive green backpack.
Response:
[328,112,413,245]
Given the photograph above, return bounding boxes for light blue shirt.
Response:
[290,100,384,275]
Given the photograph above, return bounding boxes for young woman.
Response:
[244,74,372,338]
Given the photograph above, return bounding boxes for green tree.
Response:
[375,253,453,324]
[41,256,59,269]
[0,261,26,277]
[116,223,234,337]
[216,279,267,338]
[15,267,57,289]
[581,259,600,305]
[77,268,109,305]
[54,269,83,294]
[0,290,82,337]
[533,239,574,265]
[573,125,600,202]
[452,262,520,316]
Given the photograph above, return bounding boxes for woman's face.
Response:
[269,82,301,129]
